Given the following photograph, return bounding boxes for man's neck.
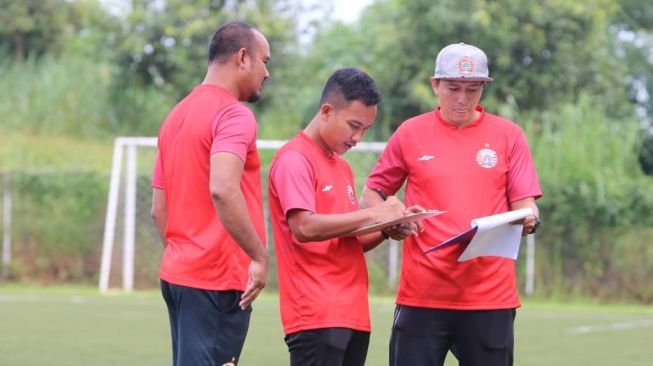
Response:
[303,117,334,157]
[203,65,242,101]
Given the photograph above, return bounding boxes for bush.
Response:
[4,172,107,283]
[523,94,653,302]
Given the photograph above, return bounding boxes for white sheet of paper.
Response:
[458,208,533,262]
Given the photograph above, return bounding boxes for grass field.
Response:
[1,285,652,366]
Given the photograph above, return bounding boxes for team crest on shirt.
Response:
[347,185,356,205]
[476,146,498,168]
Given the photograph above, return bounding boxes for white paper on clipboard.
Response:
[421,208,533,261]
[457,208,533,261]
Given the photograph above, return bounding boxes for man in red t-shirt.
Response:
[268,68,423,366]
[360,43,543,366]
[150,22,270,366]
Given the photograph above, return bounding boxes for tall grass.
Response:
[0,134,114,172]
[521,94,653,302]
[1,53,109,136]
[0,52,171,138]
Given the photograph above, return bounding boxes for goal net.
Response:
[98,137,401,293]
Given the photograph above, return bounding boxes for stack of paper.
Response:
[421,208,533,261]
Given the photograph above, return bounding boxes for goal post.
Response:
[99,137,156,292]
[98,137,535,295]
[98,137,400,293]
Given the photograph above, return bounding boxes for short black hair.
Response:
[208,21,257,63]
[319,68,382,109]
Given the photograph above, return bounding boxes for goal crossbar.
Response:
[98,137,387,292]
[99,137,536,295]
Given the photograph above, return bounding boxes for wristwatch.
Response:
[529,216,541,234]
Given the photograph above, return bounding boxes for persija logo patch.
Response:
[457,56,475,74]
[476,148,498,168]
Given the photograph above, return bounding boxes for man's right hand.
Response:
[383,205,426,240]
[373,196,406,223]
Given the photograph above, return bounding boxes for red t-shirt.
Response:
[152,84,266,291]
[366,106,542,310]
[268,132,370,335]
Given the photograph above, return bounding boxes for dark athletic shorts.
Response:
[160,280,251,366]
[389,305,516,366]
[285,327,370,366]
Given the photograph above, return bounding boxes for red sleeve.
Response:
[270,151,316,217]
[210,103,257,162]
[151,153,164,189]
[507,130,542,202]
[364,131,408,196]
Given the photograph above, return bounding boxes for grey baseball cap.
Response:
[433,43,493,82]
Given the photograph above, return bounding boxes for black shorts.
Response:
[285,327,370,366]
[389,305,516,366]
[160,280,252,366]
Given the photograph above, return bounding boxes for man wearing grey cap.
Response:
[360,43,542,365]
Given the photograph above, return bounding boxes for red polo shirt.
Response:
[152,84,266,291]
[269,132,370,335]
[366,106,542,309]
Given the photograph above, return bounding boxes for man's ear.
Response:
[430,77,439,96]
[235,47,249,68]
[320,103,333,120]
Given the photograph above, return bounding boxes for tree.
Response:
[614,1,653,174]
[0,0,113,62]
[302,0,635,132]
[103,0,304,136]
[110,0,300,98]
[0,0,72,62]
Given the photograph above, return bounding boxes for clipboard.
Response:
[420,208,533,260]
[349,210,446,236]
[421,227,478,255]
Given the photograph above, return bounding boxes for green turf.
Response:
[0,286,652,365]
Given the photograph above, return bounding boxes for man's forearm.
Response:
[213,188,267,262]
[153,214,167,247]
[359,185,386,209]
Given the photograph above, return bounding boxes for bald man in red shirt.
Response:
[151,22,270,366]
[360,43,542,366]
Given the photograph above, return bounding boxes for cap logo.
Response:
[456,57,475,74]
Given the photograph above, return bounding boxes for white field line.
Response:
[0,294,153,305]
[566,319,653,334]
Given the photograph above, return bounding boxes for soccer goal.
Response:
[98,137,538,295]
[98,137,401,292]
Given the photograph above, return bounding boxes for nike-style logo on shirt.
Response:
[322,185,333,192]
[418,155,435,161]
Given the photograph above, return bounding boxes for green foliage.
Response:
[0,134,113,172]
[0,0,114,63]
[0,51,173,137]
[100,0,306,137]
[109,0,300,98]
[6,172,108,282]
[522,94,653,301]
[0,53,110,136]
[639,135,653,175]
[314,0,633,132]
[616,0,653,30]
